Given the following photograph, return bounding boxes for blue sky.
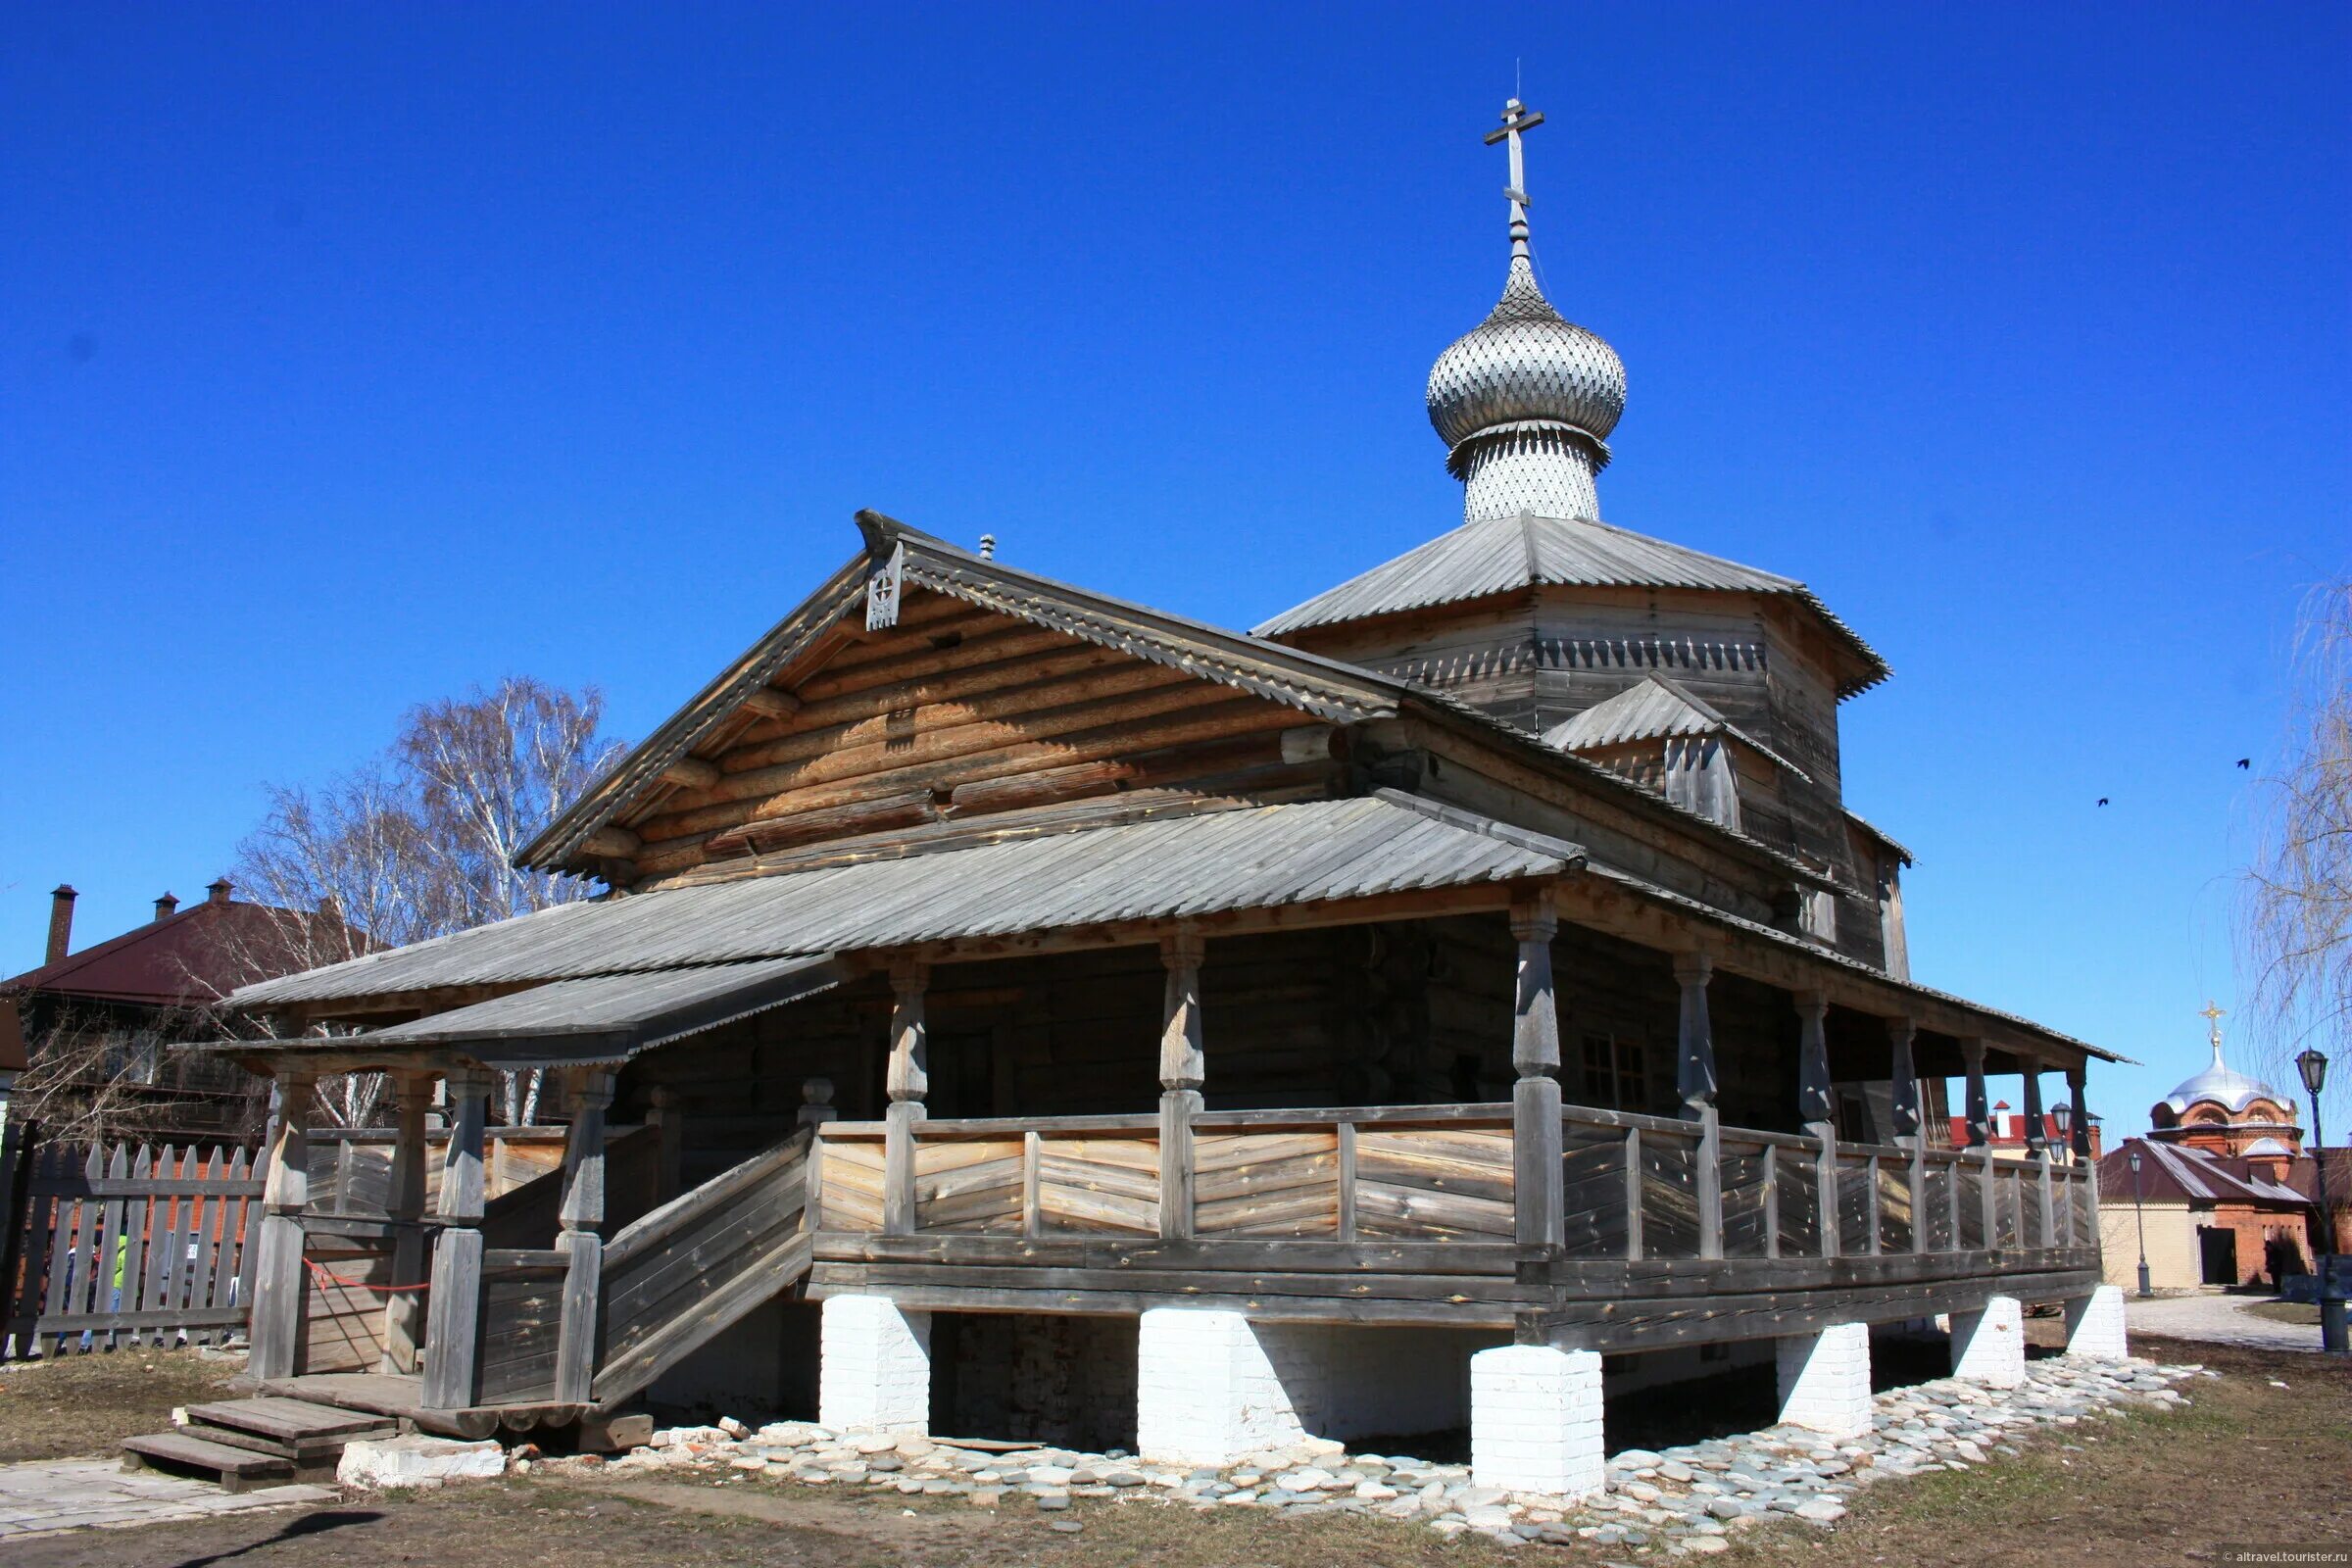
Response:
[3,4,2345,1130]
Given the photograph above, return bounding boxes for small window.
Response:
[1580,1032,1648,1112]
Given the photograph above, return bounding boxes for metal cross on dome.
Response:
[2199,999,2227,1044]
[1484,98,1545,248]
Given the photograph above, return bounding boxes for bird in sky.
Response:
[2097,798,2110,808]
[2237,758,2251,769]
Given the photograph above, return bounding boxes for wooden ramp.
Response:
[121,1396,395,1491]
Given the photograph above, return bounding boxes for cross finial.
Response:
[2199,1000,2226,1049]
[1483,98,1545,261]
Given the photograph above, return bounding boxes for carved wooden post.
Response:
[1888,1016,1924,1253]
[2022,1055,2055,1248]
[883,960,928,1236]
[554,1066,614,1405]
[1960,1036,1991,1148]
[2067,1063,2095,1248]
[1961,1037,1996,1248]
[248,1067,316,1382]
[1509,896,1564,1253]
[1794,990,1838,1258]
[421,1068,491,1410]
[380,1070,433,1374]
[644,1085,685,1202]
[1157,926,1206,1241]
[800,1078,837,1236]
[1674,954,1721,1259]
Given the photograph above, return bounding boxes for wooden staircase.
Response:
[122,1396,396,1491]
[590,1130,815,1409]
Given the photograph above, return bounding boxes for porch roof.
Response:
[228,796,1580,1012]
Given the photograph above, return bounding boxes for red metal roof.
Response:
[2095,1137,2309,1208]
[2,896,358,1009]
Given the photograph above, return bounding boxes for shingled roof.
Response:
[1252,511,1889,697]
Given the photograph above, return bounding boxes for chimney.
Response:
[46,885,76,965]
[155,891,179,921]
[207,877,233,907]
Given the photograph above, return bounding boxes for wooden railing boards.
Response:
[589,1129,812,1407]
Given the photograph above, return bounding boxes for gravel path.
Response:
[2126,1293,2327,1352]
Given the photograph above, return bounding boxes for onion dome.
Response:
[1428,98,1626,524]
[2162,1037,2289,1117]
[1427,255,1626,453]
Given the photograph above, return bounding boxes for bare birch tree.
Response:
[222,677,625,1128]
[2239,578,2351,1177]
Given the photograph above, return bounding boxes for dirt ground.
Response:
[3,1334,2346,1567]
[2243,1299,2324,1325]
[0,1351,242,1464]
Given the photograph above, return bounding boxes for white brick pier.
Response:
[1468,1344,1605,1498]
[1774,1321,1873,1437]
[1948,1295,2027,1388]
[2063,1285,2129,1360]
[817,1295,932,1433]
[1136,1307,1310,1466]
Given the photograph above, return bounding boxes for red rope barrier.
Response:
[304,1257,429,1293]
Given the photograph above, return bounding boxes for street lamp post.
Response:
[2052,1102,2074,1167]
[2296,1048,2346,1354]
[2130,1145,2152,1298]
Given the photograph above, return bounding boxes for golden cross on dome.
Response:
[2199,1000,2226,1047]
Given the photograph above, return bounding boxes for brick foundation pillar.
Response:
[1949,1295,2026,1387]
[1136,1307,1309,1466]
[1469,1345,1605,1498]
[2063,1285,2129,1360]
[1775,1322,1873,1437]
[817,1295,932,1434]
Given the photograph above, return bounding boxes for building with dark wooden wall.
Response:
[194,100,2129,1496]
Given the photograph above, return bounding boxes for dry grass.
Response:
[5,1335,2347,1566]
[0,1349,242,1463]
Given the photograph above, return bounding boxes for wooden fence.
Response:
[0,1121,262,1361]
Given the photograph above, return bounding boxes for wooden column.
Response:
[1157,925,1205,1242]
[800,1078,837,1237]
[1960,1037,1990,1148]
[554,1066,614,1405]
[883,960,928,1237]
[421,1068,491,1410]
[2065,1065,2091,1162]
[2022,1055,2055,1248]
[1794,990,1838,1259]
[1888,1016,1925,1253]
[380,1070,433,1375]
[1509,896,1564,1253]
[1674,953,1722,1260]
[247,1068,316,1382]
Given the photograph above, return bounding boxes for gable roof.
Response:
[2,895,351,1009]
[2096,1137,2310,1207]
[240,796,1581,1011]
[1539,673,1812,782]
[1251,511,1889,698]
[516,511,1833,891]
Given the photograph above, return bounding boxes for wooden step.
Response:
[122,1431,296,1493]
[185,1396,393,1445]
[181,1418,391,1463]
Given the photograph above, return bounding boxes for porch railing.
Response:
[816,1100,2099,1264]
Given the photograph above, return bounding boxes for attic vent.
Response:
[929,630,964,651]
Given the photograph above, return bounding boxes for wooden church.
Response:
[191,99,2126,1494]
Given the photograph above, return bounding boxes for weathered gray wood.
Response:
[1509,898,1561,1252]
[1623,1126,1643,1261]
[1673,953,1716,1116]
[554,1231,601,1404]
[247,1071,316,1381]
[1695,1105,1723,1260]
[1335,1122,1358,1244]
[1961,1037,1990,1148]
[420,1226,483,1410]
[1760,1142,1781,1260]
[1021,1130,1043,1239]
[381,1075,431,1375]
[1531,1268,2108,1353]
